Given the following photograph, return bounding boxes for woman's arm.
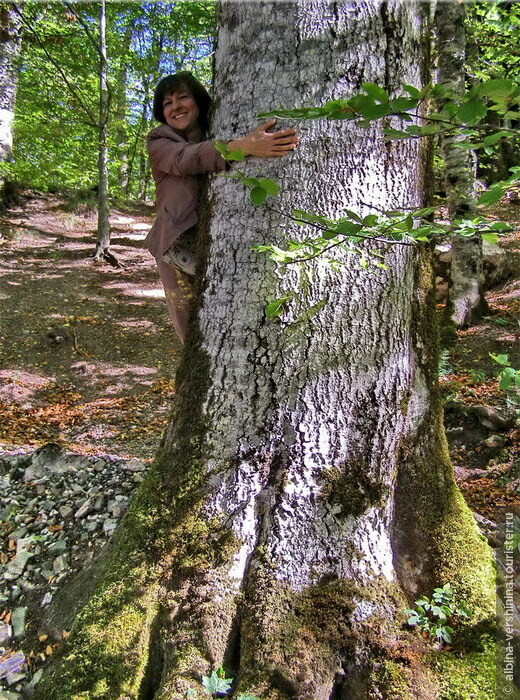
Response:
[228,119,298,158]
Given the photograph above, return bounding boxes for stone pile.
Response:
[0,443,147,698]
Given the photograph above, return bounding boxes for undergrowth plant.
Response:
[490,353,520,407]
[405,584,472,644]
[184,666,260,699]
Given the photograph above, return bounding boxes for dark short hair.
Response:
[152,72,212,134]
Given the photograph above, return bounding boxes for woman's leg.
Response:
[155,257,194,344]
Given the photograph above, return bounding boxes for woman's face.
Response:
[162,88,200,137]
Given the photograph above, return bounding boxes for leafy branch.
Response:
[257,78,520,146]
[216,80,518,319]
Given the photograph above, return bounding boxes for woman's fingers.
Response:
[256,118,277,132]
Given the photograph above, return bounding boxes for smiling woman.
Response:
[145,71,299,344]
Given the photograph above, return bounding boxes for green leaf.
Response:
[250,186,268,206]
[499,367,517,391]
[481,233,499,244]
[362,214,378,227]
[489,353,510,366]
[202,670,233,696]
[476,78,517,101]
[214,141,245,161]
[334,221,364,236]
[362,103,392,120]
[403,84,421,98]
[482,131,511,146]
[457,99,487,125]
[477,186,505,206]
[265,295,292,319]
[258,177,280,195]
[362,82,389,102]
[383,128,412,140]
[389,97,418,112]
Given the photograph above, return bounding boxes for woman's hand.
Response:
[228,119,298,158]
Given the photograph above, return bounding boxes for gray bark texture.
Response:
[0,3,21,202]
[35,3,495,699]
[435,0,488,327]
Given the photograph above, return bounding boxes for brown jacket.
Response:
[145,124,228,258]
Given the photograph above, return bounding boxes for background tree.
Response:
[465,0,520,182]
[0,2,21,209]
[35,2,495,699]
[436,0,489,328]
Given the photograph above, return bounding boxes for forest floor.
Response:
[0,191,519,690]
[0,191,180,463]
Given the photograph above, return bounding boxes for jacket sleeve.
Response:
[147,135,229,177]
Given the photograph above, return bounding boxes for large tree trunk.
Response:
[0,2,21,208]
[436,0,488,328]
[36,2,495,699]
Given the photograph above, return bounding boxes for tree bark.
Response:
[35,2,495,699]
[0,2,21,208]
[436,0,488,328]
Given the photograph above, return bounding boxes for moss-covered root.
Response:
[232,558,437,700]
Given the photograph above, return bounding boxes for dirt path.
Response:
[0,192,181,461]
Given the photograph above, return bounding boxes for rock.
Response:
[59,505,73,519]
[24,668,43,692]
[434,240,512,303]
[110,505,123,518]
[7,529,27,541]
[48,539,67,554]
[0,652,25,680]
[41,592,53,607]
[103,519,117,536]
[482,239,511,289]
[484,434,506,448]
[0,691,23,699]
[122,458,145,472]
[74,499,92,519]
[4,551,33,581]
[10,608,27,639]
[5,671,25,686]
[53,555,68,574]
[0,624,12,645]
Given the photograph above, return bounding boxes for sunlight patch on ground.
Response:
[102,281,165,299]
[0,370,55,405]
[111,216,134,225]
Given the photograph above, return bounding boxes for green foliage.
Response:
[202,667,234,697]
[258,78,519,151]
[196,667,260,699]
[218,162,280,207]
[405,584,472,645]
[251,203,511,272]
[489,353,520,402]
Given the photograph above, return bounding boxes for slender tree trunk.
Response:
[35,3,495,699]
[436,0,488,327]
[94,0,112,262]
[115,21,133,193]
[0,2,21,208]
